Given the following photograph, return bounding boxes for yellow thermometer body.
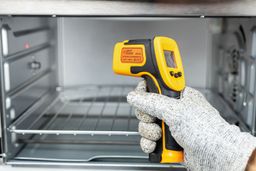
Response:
[113,36,185,163]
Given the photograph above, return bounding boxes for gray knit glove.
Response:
[127,81,256,171]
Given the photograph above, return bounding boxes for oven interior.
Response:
[0,17,255,169]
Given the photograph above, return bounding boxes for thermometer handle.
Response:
[144,76,183,163]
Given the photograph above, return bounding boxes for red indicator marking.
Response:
[24,42,30,49]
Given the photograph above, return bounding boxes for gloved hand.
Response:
[127,81,256,171]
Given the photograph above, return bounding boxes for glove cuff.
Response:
[231,144,256,171]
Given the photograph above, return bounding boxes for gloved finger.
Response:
[134,80,146,93]
[138,122,162,141]
[135,108,156,123]
[127,90,181,120]
[140,137,156,154]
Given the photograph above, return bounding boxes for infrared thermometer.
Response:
[112,36,185,163]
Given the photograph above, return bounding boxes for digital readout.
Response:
[164,51,176,68]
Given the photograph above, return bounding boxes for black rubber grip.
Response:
[143,75,182,163]
[164,123,183,150]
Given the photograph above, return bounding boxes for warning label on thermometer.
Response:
[121,48,144,63]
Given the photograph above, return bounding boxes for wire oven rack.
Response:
[9,85,140,137]
[8,85,250,138]
[7,85,250,163]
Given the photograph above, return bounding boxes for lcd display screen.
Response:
[164,51,176,68]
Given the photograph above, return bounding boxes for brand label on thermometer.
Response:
[121,48,144,63]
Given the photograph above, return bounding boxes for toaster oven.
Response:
[0,1,256,170]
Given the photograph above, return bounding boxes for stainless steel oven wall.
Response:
[58,18,216,89]
[214,18,256,133]
[0,17,58,162]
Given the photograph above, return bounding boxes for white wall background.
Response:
[59,18,212,88]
